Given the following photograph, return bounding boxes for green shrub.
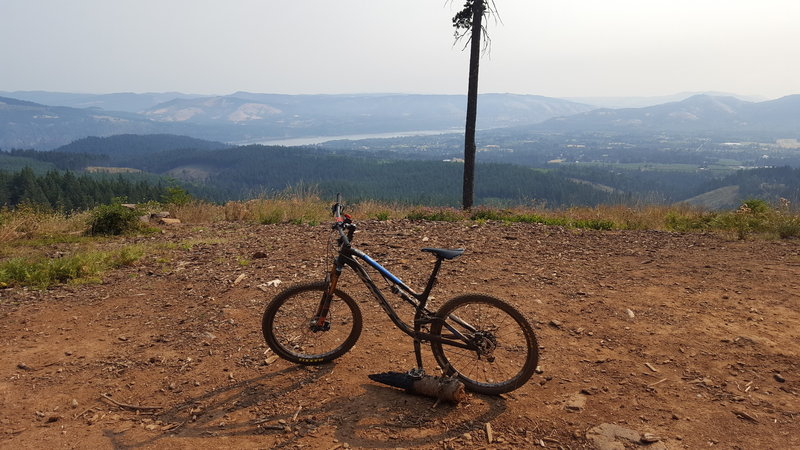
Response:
[508,213,548,224]
[161,186,193,206]
[741,198,770,214]
[88,199,144,235]
[373,211,391,221]
[712,201,772,239]
[470,208,514,221]
[572,219,616,230]
[774,216,800,239]
[87,202,145,236]
[258,208,284,225]
[665,212,716,232]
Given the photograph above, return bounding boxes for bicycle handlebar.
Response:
[331,193,354,248]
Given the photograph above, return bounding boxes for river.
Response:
[240,129,460,147]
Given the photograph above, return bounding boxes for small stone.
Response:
[773,373,786,383]
[252,251,268,259]
[118,335,128,342]
[549,320,562,328]
[17,363,33,371]
[265,355,280,365]
[641,433,661,443]
[70,399,79,409]
[462,432,472,440]
[565,394,587,411]
[625,309,635,319]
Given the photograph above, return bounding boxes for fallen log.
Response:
[368,371,466,403]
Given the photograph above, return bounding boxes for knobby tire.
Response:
[430,294,538,395]
[262,281,362,365]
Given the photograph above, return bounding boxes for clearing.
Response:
[1,220,798,449]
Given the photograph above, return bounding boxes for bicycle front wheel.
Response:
[262,281,362,365]
[430,294,538,395]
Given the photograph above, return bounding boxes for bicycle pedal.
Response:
[406,368,426,379]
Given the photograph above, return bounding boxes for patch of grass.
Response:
[470,208,515,221]
[259,207,285,225]
[171,201,225,223]
[407,207,467,222]
[0,245,144,289]
[665,211,717,232]
[572,218,616,230]
[1,206,89,243]
[373,211,391,221]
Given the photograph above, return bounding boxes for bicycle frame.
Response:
[318,242,480,370]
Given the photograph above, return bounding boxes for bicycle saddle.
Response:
[421,248,465,260]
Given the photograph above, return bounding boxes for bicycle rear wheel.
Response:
[262,281,362,365]
[430,294,538,395]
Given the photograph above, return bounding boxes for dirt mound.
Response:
[1,220,798,449]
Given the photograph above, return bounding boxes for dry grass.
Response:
[557,204,688,231]
[4,196,800,249]
[169,201,226,224]
[0,207,89,243]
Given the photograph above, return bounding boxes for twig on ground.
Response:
[100,393,163,411]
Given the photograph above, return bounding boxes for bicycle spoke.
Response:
[263,282,362,364]
[431,295,538,394]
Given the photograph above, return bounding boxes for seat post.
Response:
[412,256,444,374]
[420,257,444,303]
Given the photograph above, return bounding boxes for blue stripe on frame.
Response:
[357,252,407,288]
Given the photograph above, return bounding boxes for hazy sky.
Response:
[2,0,799,99]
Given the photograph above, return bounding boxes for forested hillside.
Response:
[4,132,800,210]
[133,145,623,206]
[56,134,229,161]
[0,168,167,210]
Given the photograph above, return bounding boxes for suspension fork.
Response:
[315,255,346,328]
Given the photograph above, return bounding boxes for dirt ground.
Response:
[1,220,798,449]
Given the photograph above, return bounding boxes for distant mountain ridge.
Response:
[565,91,768,109]
[0,92,592,149]
[2,91,800,150]
[0,96,175,150]
[537,94,800,136]
[0,91,204,113]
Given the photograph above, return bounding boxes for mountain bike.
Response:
[261,195,539,395]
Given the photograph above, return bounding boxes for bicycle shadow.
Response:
[325,383,508,449]
[103,363,333,449]
[104,364,508,449]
